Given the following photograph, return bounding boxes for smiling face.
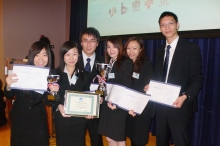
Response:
[106,41,119,60]
[126,40,142,62]
[64,48,79,68]
[159,16,179,43]
[81,34,98,57]
[34,48,48,67]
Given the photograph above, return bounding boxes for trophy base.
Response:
[95,90,107,97]
[47,94,60,101]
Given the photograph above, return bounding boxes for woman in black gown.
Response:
[124,37,154,146]
[48,41,91,146]
[98,36,133,146]
[4,41,51,146]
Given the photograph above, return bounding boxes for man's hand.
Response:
[172,95,187,108]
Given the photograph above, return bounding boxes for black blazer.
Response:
[108,58,133,89]
[154,38,203,117]
[4,88,48,123]
[79,51,105,83]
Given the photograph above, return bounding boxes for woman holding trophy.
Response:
[4,41,51,146]
[98,36,133,146]
[123,37,154,146]
[48,41,91,146]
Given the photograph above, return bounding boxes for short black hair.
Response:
[28,41,51,68]
[80,27,100,42]
[158,11,178,24]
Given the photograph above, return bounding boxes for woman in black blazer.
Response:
[4,41,51,146]
[124,37,154,146]
[48,41,91,146]
[98,36,133,146]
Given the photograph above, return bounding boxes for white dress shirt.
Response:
[164,35,179,82]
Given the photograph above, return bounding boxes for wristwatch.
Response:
[182,92,190,100]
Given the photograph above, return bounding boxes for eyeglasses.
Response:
[160,21,175,27]
[82,39,97,44]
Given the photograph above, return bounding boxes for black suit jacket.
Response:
[154,38,203,118]
[4,88,48,123]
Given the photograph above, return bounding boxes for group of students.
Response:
[4,11,203,146]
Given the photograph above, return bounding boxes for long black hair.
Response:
[105,36,123,70]
[57,41,83,78]
[123,37,147,73]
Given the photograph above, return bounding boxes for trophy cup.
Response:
[47,75,60,101]
[95,63,111,97]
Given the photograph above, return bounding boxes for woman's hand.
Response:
[6,73,18,91]
[48,83,59,92]
[143,84,149,92]
[107,101,117,110]
[98,78,102,84]
[128,110,136,117]
[85,115,94,119]
[100,97,103,104]
[58,104,71,117]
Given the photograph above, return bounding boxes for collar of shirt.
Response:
[109,58,117,66]
[164,35,179,82]
[64,66,76,85]
[82,51,96,68]
[165,35,179,53]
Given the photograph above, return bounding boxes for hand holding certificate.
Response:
[147,80,181,107]
[64,91,100,118]
[105,83,150,115]
[10,64,49,91]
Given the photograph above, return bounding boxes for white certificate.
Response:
[105,83,150,115]
[11,64,49,91]
[64,91,100,117]
[147,80,181,107]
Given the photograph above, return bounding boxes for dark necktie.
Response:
[85,58,91,73]
[162,45,171,82]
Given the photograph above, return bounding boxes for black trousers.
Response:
[156,104,190,146]
[87,119,103,146]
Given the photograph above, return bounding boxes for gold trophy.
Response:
[47,75,60,101]
[95,63,111,97]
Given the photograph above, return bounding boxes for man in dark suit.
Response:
[152,11,203,146]
[80,27,104,146]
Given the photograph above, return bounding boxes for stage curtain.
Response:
[69,0,88,44]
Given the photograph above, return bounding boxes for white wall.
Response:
[3,0,70,68]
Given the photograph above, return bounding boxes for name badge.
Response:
[70,75,78,85]
[108,73,115,79]
[132,72,139,79]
